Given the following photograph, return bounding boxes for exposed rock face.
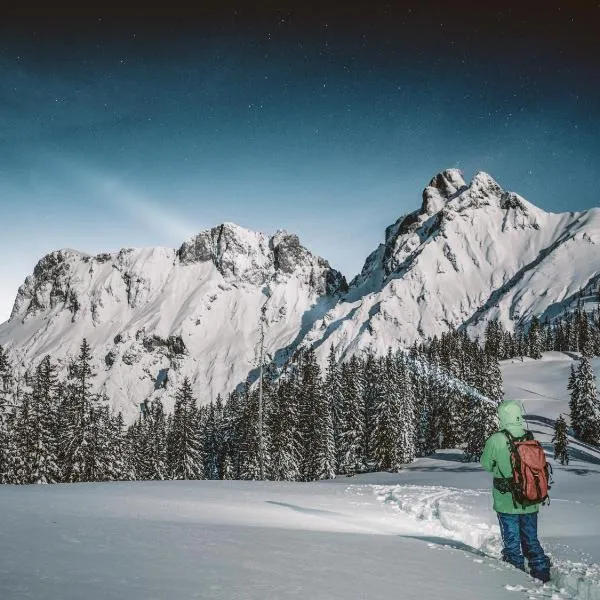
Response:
[421,168,468,216]
[176,223,346,294]
[177,223,272,283]
[12,249,84,320]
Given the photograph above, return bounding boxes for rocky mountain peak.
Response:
[421,169,468,216]
[177,223,347,293]
[177,222,271,283]
[429,169,467,198]
[467,171,503,200]
[269,230,310,274]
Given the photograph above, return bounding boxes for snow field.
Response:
[2,352,600,599]
[0,479,540,600]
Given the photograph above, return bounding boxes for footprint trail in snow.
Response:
[347,484,600,600]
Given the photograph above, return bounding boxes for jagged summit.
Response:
[177,222,344,291]
[301,168,600,364]
[422,168,468,214]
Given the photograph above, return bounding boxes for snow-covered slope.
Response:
[0,224,346,421]
[302,169,600,361]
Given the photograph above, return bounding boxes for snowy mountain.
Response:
[301,169,600,361]
[2,168,600,420]
[0,224,346,421]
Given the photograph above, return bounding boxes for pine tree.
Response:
[464,396,498,461]
[299,349,335,480]
[0,346,15,483]
[269,377,301,481]
[203,396,225,480]
[125,417,146,480]
[552,415,569,465]
[222,389,243,479]
[59,339,97,481]
[14,386,34,483]
[239,385,264,480]
[568,363,580,437]
[396,352,417,464]
[372,353,403,471]
[110,411,132,480]
[527,316,542,359]
[202,401,222,480]
[437,386,465,449]
[361,353,379,465]
[86,401,121,481]
[1,405,21,484]
[324,345,344,470]
[416,368,438,457]
[483,355,504,403]
[484,320,502,359]
[573,357,600,446]
[338,359,366,474]
[168,377,204,479]
[24,356,60,484]
[581,312,596,358]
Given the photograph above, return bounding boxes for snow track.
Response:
[349,484,600,600]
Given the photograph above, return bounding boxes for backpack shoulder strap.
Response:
[501,429,515,443]
[502,429,532,443]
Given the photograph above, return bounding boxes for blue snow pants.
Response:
[497,512,551,582]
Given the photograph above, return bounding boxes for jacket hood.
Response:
[497,400,525,429]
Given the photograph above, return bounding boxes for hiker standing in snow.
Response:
[481,400,551,583]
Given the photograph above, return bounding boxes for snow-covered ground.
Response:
[502,351,600,421]
[1,352,599,600]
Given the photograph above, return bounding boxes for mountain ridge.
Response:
[2,168,599,421]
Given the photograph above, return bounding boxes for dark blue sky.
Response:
[1,3,599,321]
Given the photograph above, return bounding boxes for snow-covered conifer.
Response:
[299,349,335,480]
[372,352,403,471]
[396,352,417,464]
[552,415,569,465]
[324,345,344,469]
[463,396,498,461]
[23,356,60,484]
[573,357,600,446]
[59,339,97,482]
[269,377,301,481]
[168,377,204,479]
[568,363,580,438]
[361,353,379,463]
[338,358,366,474]
[527,316,542,359]
[223,389,243,479]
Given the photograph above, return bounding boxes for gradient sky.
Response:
[1,3,599,322]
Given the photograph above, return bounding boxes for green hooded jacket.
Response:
[480,400,539,515]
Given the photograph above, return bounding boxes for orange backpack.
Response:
[499,430,552,507]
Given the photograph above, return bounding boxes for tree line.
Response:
[483,302,600,361]
[0,330,502,484]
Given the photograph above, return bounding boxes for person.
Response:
[480,400,551,583]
